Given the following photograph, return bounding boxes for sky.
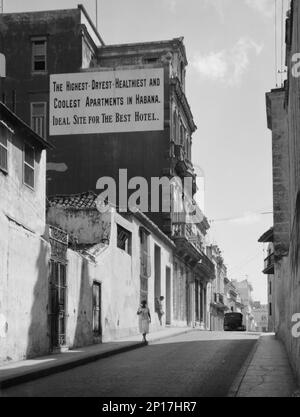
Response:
[3,0,290,303]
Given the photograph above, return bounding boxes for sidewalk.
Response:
[229,334,298,397]
[0,326,193,389]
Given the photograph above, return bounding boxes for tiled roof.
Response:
[47,191,98,209]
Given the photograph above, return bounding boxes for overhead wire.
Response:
[275,0,278,86]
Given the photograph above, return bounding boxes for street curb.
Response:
[227,336,261,397]
[0,328,194,390]
[0,342,145,389]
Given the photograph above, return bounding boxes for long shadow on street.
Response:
[1,332,258,397]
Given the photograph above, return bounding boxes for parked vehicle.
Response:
[224,312,246,331]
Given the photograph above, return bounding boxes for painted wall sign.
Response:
[49,68,164,135]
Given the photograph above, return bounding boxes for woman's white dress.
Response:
[138,307,150,334]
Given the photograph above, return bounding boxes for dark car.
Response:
[224,312,246,331]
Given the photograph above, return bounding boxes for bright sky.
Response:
[4,0,290,303]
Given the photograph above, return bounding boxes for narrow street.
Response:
[3,1,300,399]
[0,331,259,398]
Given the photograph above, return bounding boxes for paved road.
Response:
[0,331,259,397]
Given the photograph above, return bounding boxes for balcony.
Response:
[171,213,215,279]
[172,221,203,253]
[171,220,205,266]
[211,293,227,310]
[173,144,196,183]
[263,253,274,274]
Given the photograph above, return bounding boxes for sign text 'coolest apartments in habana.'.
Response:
[49,68,164,135]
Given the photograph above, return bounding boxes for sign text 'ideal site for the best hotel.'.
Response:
[49,68,164,135]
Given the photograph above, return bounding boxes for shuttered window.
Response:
[24,143,35,189]
[92,282,101,335]
[117,225,132,255]
[32,38,47,72]
[31,102,46,139]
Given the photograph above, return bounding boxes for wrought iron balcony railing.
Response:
[172,221,203,253]
[263,253,274,274]
[211,292,225,306]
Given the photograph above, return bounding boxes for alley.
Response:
[0,331,259,398]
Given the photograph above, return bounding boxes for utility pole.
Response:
[95,0,98,30]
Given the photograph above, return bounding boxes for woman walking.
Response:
[137,300,151,342]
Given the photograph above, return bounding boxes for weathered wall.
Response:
[0,213,51,365]
[0,104,51,364]
[98,210,173,339]
[267,273,276,332]
[0,116,47,235]
[48,208,174,346]
[266,0,300,385]
[0,9,83,124]
[172,257,189,326]
[47,207,111,245]
[266,89,290,256]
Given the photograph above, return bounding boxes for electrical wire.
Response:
[229,254,260,274]
[275,0,278,86]
[209,211,273,223]
[281,0,284,86]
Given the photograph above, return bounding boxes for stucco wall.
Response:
[49,208,174,347]
[0,121,47,235]
[267,0,300,385]
[47,207,111,245]
[0,213,50,365]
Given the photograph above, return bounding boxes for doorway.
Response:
[92,282,102,337]
[154,245,161,300]
[49,260,67,350]
[166,267,171,325]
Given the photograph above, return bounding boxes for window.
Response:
[154,245,161,300]
[180,121,185,146]
[31,102,46,138]
[173,110,177,142]
[117,225,132,255]
[144,57,159,64]
[32,38,47,72]
[49,260,67,348]
[82,37,96,69]
[24,143,35,189]
[92,282,101,335]
[186,134,191,161]
[269,281,272,295]
[0,125,8,173]
[269,302,272,316]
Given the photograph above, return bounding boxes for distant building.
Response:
[252,302,268,333]
[224,278,243,314]
[232,279,255,331]
[207,245,227,331]
[258,227,275,332]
